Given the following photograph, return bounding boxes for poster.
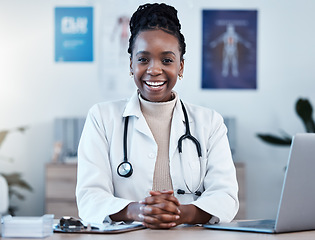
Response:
[98,9,136,99]
[55,7,93,62]
[202,10,257,89]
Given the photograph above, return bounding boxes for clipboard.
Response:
[54,222,145,234]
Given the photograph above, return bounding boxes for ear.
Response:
[179,58,184,76]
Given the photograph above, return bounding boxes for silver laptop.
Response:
[204,133,315,233]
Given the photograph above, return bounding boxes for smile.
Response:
[144,81,166,88]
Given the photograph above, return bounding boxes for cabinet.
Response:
[234,162,246,219]
[45,163,78,219]
[45,162,246,220]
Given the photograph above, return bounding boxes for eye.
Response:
[162,58,174,64]
[137,57,148,63]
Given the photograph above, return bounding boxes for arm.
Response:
[210,33,225,48]
[76,105,132,224]
[178,204,211,225]
[191,111,239,222]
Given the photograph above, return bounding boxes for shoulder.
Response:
[89,98,129,115]
[87,98,130,124]
[183,101,224,124]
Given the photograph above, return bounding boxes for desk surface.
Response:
[1,226,315,240]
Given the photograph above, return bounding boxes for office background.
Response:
[1,0,314,219]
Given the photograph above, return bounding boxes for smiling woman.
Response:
[130,29,183,102]
[76,3,239,229]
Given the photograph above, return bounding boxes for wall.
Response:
[1,0,314,219]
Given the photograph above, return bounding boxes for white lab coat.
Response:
[76,91,239,224]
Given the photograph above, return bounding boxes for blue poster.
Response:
[55,7,93,62]
[202,10,257,89]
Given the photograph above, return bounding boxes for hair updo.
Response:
[128,3,186,59]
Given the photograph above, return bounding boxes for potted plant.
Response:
[0,127,33,216]
[257,98,315,145]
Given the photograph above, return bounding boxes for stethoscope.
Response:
[117,100,203,196]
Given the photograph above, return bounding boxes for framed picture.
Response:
[55,7,93,62]
[202,10,257,89]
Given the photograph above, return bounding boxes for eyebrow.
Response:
[135,51,176,56]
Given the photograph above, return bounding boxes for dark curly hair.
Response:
[128,3,186,60]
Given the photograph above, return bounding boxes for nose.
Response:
[147,60,162,76]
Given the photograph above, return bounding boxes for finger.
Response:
[149,191,162,196]
[153,202,181,215]
[141,204,167,216]
[142,214,179,225]
[161,194,180,206]
[153,213,180,223]
[149,190,174,196]
[142,204,180,216]
[142,214,178,229]
[142,200,180,215]
[143,221,177,229]
[144,194,180,206]
[138,213,145,222]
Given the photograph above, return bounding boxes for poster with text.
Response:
[55,7,93,62]
[202,10,257,89]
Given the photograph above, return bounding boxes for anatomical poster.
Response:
[202,10,257,89]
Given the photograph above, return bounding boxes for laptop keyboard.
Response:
[237,219,275,229]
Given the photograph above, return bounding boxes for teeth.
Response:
[146,81,164,87]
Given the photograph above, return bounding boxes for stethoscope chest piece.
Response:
[117,161,133,178]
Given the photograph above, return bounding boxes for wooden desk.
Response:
[1,226,315,240]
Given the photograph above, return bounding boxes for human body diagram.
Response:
[210,24,251,77]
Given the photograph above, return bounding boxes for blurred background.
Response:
[1,0,315,220]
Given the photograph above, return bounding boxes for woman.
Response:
[76,3,239,229]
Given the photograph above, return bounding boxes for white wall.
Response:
[1,0,315,219]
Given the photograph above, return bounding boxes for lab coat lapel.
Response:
[123,91,154,139]
[134,115,153,138]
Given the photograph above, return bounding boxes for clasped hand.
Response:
[111,190,210,229]
[138,190,182,229]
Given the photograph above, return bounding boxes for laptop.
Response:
[204,133,315,233]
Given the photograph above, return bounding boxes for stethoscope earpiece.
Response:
[177,189,202,196]
[177,189,186,195]
[195,191,202,196]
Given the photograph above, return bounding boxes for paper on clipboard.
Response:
[54,222,145,234]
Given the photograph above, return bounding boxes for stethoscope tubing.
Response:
[178,100,202,157]
[117,116,133,178]
[117,100,203,195]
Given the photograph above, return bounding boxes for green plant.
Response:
[0,172,33,215]
[0,127,33,216]
[257,98,315,145]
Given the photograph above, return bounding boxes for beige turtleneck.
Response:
[139,92,177,191]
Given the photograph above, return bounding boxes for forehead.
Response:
[133,29,181,55]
